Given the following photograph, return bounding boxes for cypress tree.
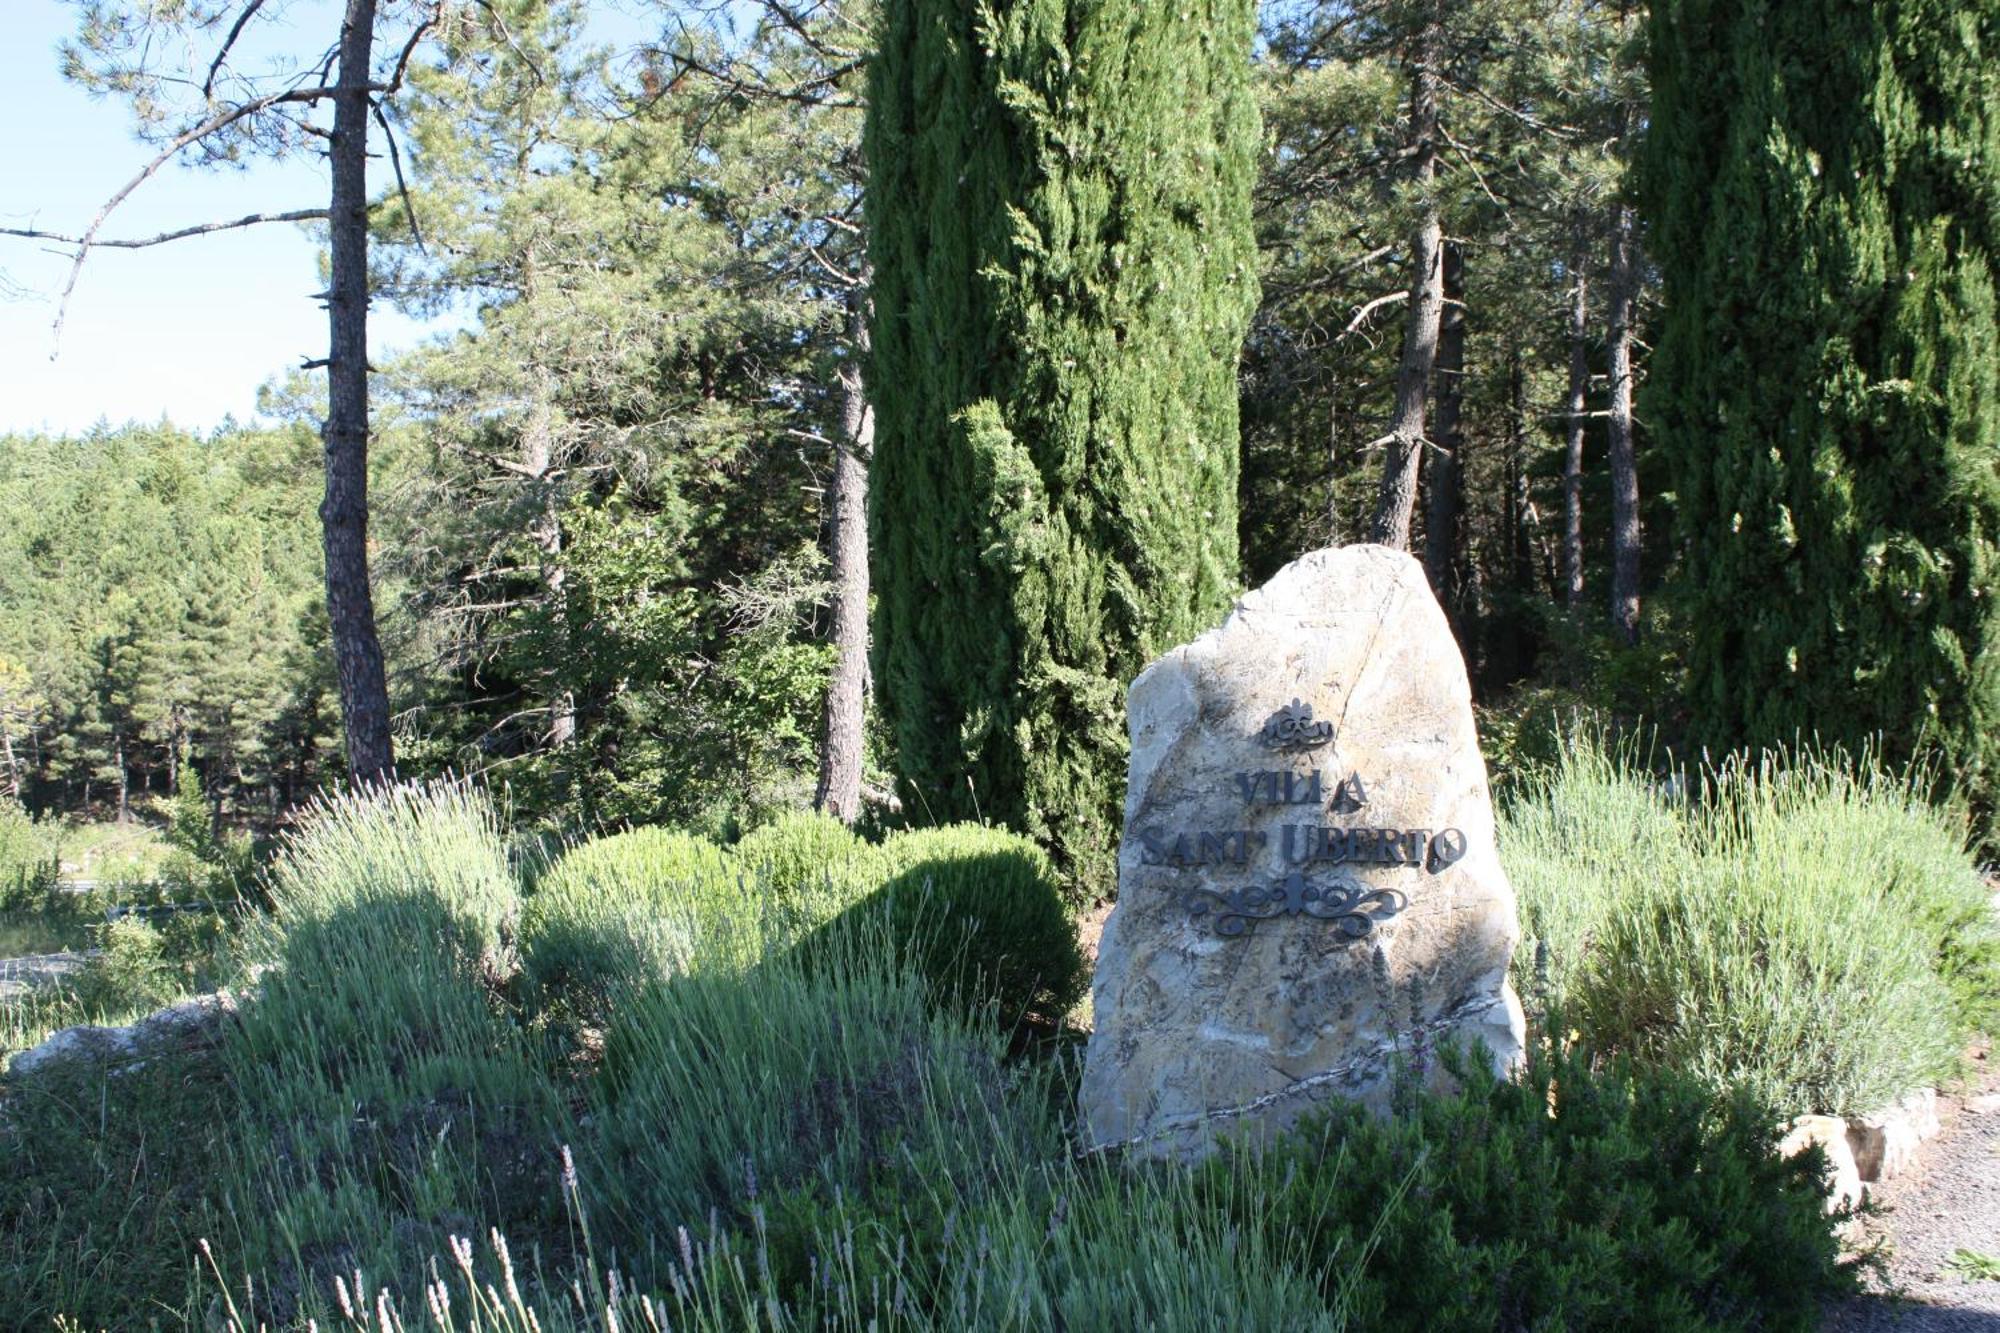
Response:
[865,0,1260,891]
[1645,0,2000,809]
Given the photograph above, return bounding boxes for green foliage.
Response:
[68,913,231,1015]
[2,783,1868,1328]
[223,782,566,1309]
[866,0,1261,896]
[590,918,1060,1285]
[862,823,1088,1025]
[1505,732,2000,1114]
[0,800,60,915]
[372,1,851,838]
[157,759,255,901]
[0,424,337,823]
[1945,1248,2000,1282]
[732,808,887,919]
[0,1023,226,1330]
[518,827,738,1031]
[1210,1036,1852,1332]
[1644,0,2000,822]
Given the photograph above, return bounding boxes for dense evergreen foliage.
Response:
[1645,0,2000,810]
[865,0,1261,893]
[0,424,336,822]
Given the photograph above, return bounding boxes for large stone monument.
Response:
[1078,544,1524,1157]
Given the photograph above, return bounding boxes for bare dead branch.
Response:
[1,208,327,250]
[1441,74,1581,142]
[43,79,378,352]
[472,0,546,86]
[758,0,863,63]
[668,47,862,109]
[385,11,439,95]
[203,0,270,99]
[1439,122,1509,215]
[371,99,425,254]
[1340,290,1407,340]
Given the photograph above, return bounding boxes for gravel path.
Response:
[1825,1055,2000,1332]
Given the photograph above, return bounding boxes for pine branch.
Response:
[1,209,328,250]
[36,78,380,353]
[202,0,271,99]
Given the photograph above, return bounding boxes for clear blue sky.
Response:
[0,3,673,437]
[0,3,690,436]
[0,2,465,434]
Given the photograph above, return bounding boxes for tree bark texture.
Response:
[1369,8,1445,550]
[1607,200,1642,645]
[814,304,873,825]
[1423,240,1466,629]
[321,0,395,786]
[1563,249,1589,610]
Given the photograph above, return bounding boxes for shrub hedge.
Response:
[866,823,1089,1024]
[519,826,738,1028]
[0,783,1875,1329]
[1505,732,2000,1114]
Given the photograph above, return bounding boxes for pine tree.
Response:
[1646,0,2000,809]
[867,0,1261,891]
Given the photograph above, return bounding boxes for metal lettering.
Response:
[1260,699,1335,752]
[1186,870,1405,939]
[1426,828,1468,873]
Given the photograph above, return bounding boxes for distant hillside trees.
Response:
[6,0,483,784]
[0,424,337,823]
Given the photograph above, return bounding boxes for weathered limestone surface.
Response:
[1079,544,1524,1156]
[1780,1115,1866,1216]
[1847,1088,1944,1183]
[5,988,246,1080]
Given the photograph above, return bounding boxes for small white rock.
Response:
[1847,1088,1941,1182]
[7,1024,139,1078]
[1780,1114,1866,1215]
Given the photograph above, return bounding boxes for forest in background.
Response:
[4,0,1985,883]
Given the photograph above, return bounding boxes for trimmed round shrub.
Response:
[862,823,1088,1025]
[519,827,738,1025]
[732,809,887,926]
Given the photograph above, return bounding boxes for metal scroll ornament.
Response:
[1186,870,1404,940]
[1261,698,1334,752]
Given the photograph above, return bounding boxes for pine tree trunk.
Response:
[1369,5,1445,550]
[815,303,873,826]
[1509,350,1533,591]
[1563,247,1589,610]
[1607,200,1641,645]
[115,731,129,824]
[527,407,576,750]
[1423,240,1466,627]
[321,0,395,787]
[519,246,575,754]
